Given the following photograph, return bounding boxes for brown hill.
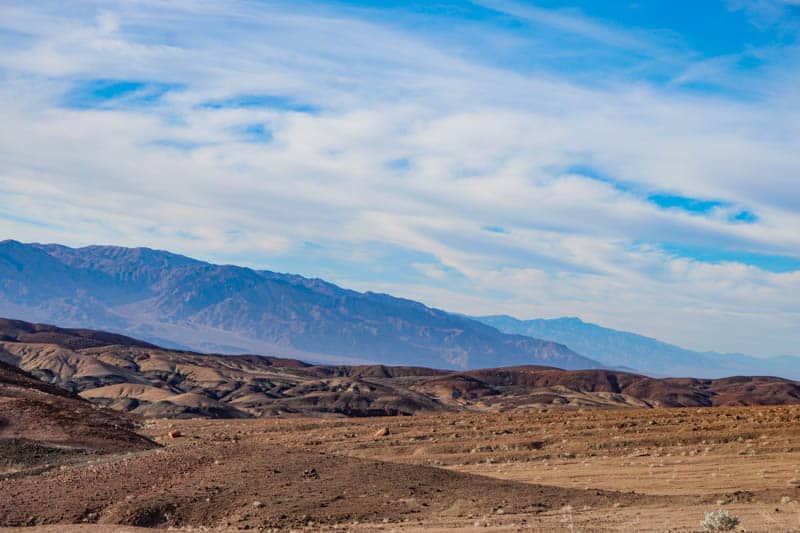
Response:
[2,318,800,419]
[0,318,156,351]
[0,359,157,475]
[0,338,449,418]
[435,367,800,408]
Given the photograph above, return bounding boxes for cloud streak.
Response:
[0,0,799,355]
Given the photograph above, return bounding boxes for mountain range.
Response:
[477,315,800,380]
[0,240,597,371]
[3,239,798,379]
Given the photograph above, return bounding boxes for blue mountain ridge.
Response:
[476,315,800,380]
[0,240,598,370]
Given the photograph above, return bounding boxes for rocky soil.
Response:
[4,405,800,531]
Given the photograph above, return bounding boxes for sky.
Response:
[0,0,799,356]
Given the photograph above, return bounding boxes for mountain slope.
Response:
[0,241,601,370]
[477,315,800,379]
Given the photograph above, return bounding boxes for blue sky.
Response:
[0,0,799,356]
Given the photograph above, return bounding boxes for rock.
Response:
[374,427,390,438]
[168,430,182,439]
[252,501,264,508]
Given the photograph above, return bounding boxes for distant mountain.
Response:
[0,240,601,370]
[477,315,800,379]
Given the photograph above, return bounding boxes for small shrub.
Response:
[700,509,740,531]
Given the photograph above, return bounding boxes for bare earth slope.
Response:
[0,359,157,476]
[0,431,646,529]
[5,407,800,531]
[2,319,800,421]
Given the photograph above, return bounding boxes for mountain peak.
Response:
[0,241,603,371]
[552,316,585,324]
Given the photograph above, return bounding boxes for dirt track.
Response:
[4,406,800,531]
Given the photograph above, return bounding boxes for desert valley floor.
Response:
[3,320,800,531]
[4,406,800,532]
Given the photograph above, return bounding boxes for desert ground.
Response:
[3,321,800,531]
[3,405,800,532]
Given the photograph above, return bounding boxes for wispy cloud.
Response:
[473,0,660,51]
[726,0,800,28]
[0,0,799,355]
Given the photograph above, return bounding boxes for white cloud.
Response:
[411,262,448,280]
[0,0,799,355]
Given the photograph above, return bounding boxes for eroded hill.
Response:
[2,319,800,419]
[0,357,157,478]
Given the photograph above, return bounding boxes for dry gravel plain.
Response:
[4,405,800,532]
